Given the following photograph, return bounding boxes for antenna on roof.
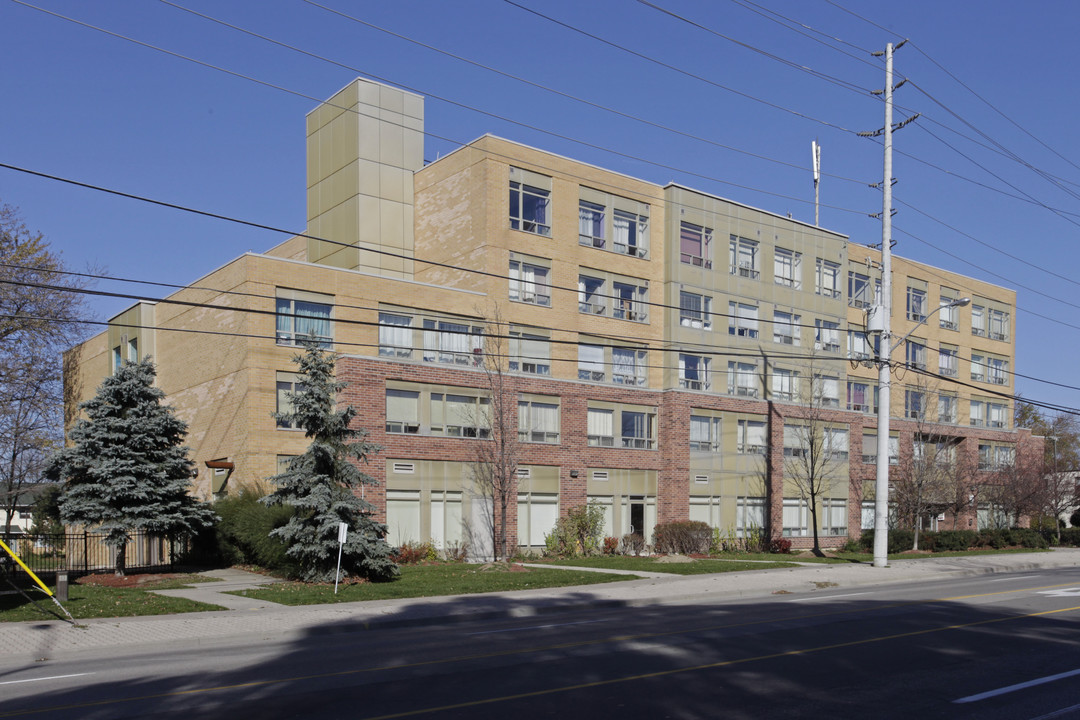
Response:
[812,140,821,227]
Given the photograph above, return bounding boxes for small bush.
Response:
[841,537,862,553]
[443,540,469,562]
[1055,528,1080,547]
[653,521,712,555]
[621,533,646,556]
[769,537,792,554]
[1004,528,1048,549]
[543,504,607,557]
[602,536,619,555]
[934,530,979,552]
[391,541,438,564]
[213,486,295,571]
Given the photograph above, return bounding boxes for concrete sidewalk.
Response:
[3,549,1080,665]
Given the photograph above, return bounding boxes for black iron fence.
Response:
[1,531,186,583]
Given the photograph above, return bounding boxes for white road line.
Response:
[987,575,1037,582]
[465,619,609,636]
[954,668,1080,704]
[0,673,91,686]
[786,592,870,603]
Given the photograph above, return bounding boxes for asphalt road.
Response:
[4,568,1080,719]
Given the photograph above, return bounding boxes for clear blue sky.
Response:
[2,0,1078,414]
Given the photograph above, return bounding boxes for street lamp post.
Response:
[871,296,970,568]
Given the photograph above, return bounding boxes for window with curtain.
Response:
[621,410,655,449]
[783,498,808,537]
[423,319,482,366]
[578,344,606,382]
[730,236,758,277]
[431,393,489,438]
[518,399,560,443]
[509,258,551,306]
[689,415,721,452]
[578,275,606,315]
[518,493,559,547]
[579,200,605,246]
[729,302,759,338]
[509,330,551,375]
[510,172,551,236]
[276,297,332,347]
[587,408,614,446]
[680,222,712,267]
[379,313,414,358]
[815,259,841,298]
[385,389,420,434]
[774,248,800,287]
[613,209,648,257]
[275,375,306,429]
[729,361,758,397]
[613,347,646,386]
[815,375,840,407]
[679,354,710,390]
[772,368,798,401]
[736,497,765,537]
[737,419,766,454]
[815,319,841,352]
[680,291,711,329]
[825,428,848,460]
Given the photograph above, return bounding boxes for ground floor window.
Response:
[517,493,559,548]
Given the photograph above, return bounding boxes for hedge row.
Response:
[856,528,1049,554]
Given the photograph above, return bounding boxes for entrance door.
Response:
[629,496,645,537]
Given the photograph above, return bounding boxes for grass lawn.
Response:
[0,577,226,623]
[232,563,641,605]
[535,556,799,574]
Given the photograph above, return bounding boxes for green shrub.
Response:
[934,530,979,552]
[1055,528,1080,547]
[213,486,295,571]
[653,521,712,555]
[543,504,607,557]
[1004,528,1048,549]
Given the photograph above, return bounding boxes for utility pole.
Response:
[862,40,918,569]
[812,140,821,227]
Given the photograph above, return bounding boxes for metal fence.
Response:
[1,531,186,583]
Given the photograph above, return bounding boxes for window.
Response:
[970,400,985,427]
[939,289,960,330]
[587,407,615,447]
[275,372,305,429]
[814,375,840,408]
[423,319,483,366]
[276,293,332,347]
[578,344,606,382]
[728,361,758,398]
[826,428,849,460]
[905,389,925,420]
[385,389,420,434]
[509,257,551,306]
[612,347,647,386]
[906,285,927,321]
[578,275,606,315]
[737,496,766,537]
[431,392,490,437]
[848,326,878,361]
[783,498,808,537]
[588,403,656,449]
[518,397,560,443]
[509,168,551,236]
[127,338,138,362]
[846,381,876,413]
[112,345,122,373]
[729,235,758,278]
[579,188,650,257]
[862,433,899,465]
[989,308,1010,341]
[613,209,649,258]
[621,409,656,449]
[385,490,420,546]
[737,419,766,455]
[509,329,551,375]
[994,445,1015,468]
[971,304,986,337]
[773,310,801,346]
[612,280,648,322]
[679,354,711,390]
[680,222,712,268]
[729,302,759,339]
[939,345,958,377]
[774,248,801,288]
[978,444,993,471]
[987,356,1009,386]
[772,367,798,402]
[679,291,712,329]
[988,401,1008,429]
[848,271,880,309]
[823,498,847,536]
[518,493,559,547]
[579,200,605,247]
[690,414,722,452]
[938,393,958,424]
[905,339,927,371]
[379,312,414,358]
[815,319,841,353]
[971,354,986,382]
[815,259,841,298]
[783,425,807,458]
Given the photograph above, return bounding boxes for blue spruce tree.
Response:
[264,342,397,583]
[47,358,216,576]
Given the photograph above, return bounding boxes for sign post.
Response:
[334,522,348,594]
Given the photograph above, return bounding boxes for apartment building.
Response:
[66,77,1036,552]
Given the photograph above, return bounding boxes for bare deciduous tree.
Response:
[470,307,520,561]
[0,203,89,537]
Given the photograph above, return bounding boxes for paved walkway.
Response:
[3,549,1080,664]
